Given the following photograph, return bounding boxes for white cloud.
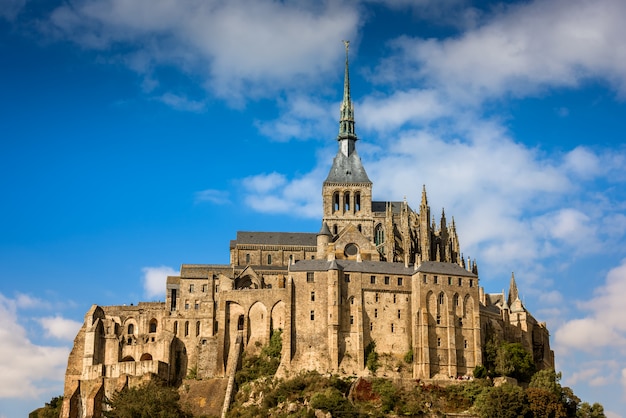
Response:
[0,293,70,399]
[194,189,230,205]
[379,0,626,102]
[142,266,178,299]
[242,172,287,194]
[37,316,82,341]
[46,0,361,103]
[157,93,205,112]
[556,259,626,351]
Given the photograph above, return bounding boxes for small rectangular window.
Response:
[434,276,439,284]
[393,294,397,303]
[370,322,373,331]
[374,308,378,318]
[350,315,354,325]
[437,337,441,347]
[391,323,395,333]
[184,301,189,310]
[345,274,350,283]
[469,279,474,287]
[311,291,315,302]
[384,276,390,285]
[423,275,427,284]
[458,277,462,286]
[194,301,199,310]
[397,277,403,286]
[202,284,207,293]
[375,293,379,302]
[215,284,219,293]
[397,309,401,319]
[370,275,376,284]
[307,272,314,283]
[436,314,441,325]
[310,310,315,321]
[448,277,452,285]
[189,284,194,293]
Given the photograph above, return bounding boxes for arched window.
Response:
[184,321,189,337]
[344,191,350,212]
[245,253,250,264]
[196,321,201,337]
[374,224,384,246]
[149,319,157,333]
[127,324,134,335]
[355,192,361,211]
[267,254,272,265]
[140,353,152,361]
[333,192,340,212]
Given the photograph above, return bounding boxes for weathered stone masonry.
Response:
[61,43,553,418]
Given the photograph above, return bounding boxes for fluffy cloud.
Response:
[142,266,178,299]
[37,316,82,341]
[380,0,626,102]
[556,259,626,351]
[0,294,70,399]
[45,0,360,104]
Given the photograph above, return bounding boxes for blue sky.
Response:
[1,0,626,416]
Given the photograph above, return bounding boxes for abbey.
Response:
[61,44,553,417]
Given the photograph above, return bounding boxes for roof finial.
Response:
[338,40,356,146]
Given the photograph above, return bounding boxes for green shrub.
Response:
[365,341,379,373]
[403,349,413,364]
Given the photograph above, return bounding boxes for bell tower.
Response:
[322,41,374,241]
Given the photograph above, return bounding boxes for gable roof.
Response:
[230,231,317,248]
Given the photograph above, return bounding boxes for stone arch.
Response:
[271,300,286,332]
[248,301,268,349]
[225,302,245,364]
[140,353,152,361]
[463,294,475,327]
[235,269,262,289]
[452,293,461,317]
[121,355,134,362]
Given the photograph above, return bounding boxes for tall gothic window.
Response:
[333,192,340,212]
[355,192,361,211]
[344,191,350,212]
[374,224,384,247]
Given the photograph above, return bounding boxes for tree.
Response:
[104,380,192,418]
[495,342,535,382]
[526,388,567,418]
[529,369,562,396]
[365,341,379,373]
[577,402,606,418]
[474,384,531,418]
[30,396,63,418]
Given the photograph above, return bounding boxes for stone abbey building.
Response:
[61,44,553,417]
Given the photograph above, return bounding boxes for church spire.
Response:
[338,40,357,156]
[508,272,519,305]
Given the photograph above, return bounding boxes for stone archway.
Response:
[271,301,286,332]
[247,302,268,352]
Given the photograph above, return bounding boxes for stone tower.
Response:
[322,41,375,243]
